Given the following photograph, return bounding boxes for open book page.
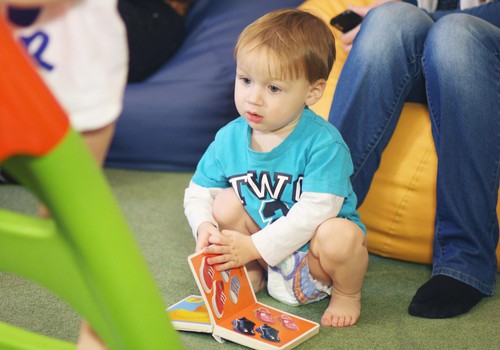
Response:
[187,251,319,350]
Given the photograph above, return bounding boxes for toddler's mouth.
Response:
[247,112,263,123]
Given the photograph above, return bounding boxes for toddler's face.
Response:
[234,50,315,135]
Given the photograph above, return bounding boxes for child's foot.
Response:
[408,275,486,318]
[321,288,361,327]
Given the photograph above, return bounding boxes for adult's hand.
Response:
[340,0,401,53]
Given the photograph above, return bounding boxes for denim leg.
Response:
[423,15,500,295]
[329,3,434,204]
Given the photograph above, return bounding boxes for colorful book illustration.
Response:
[166,295,212,333]
[168,251,319,350]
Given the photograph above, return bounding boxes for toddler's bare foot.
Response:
[321,288,361,327]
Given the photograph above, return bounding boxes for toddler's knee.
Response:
[315,221,366,262]
[212,188,244,227]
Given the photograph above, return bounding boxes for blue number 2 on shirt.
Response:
[259,199,290,226]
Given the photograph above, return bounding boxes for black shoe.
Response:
[232,317,255,336]
[256,324,280,343]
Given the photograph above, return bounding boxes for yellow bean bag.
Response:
[299,0,500,268]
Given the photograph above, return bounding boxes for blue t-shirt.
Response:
[192,108,365,233]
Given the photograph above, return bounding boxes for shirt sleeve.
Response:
[251,191,344,266]
[183,181,223,240]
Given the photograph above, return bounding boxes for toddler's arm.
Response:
[184,180,224,250]
[253,192,344,266]
[205,192,344,268]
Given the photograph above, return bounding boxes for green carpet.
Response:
[1,168,499,349]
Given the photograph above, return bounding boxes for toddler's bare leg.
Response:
[80,122,116,166]
[213,188,266,292]
[308,218,368,327]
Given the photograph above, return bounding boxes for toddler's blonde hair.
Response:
[234,9,336,83]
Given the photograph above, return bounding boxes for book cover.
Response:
[183,251,319,350]
[166,295,212,333]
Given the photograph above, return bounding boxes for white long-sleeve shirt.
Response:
[184,181,344,266]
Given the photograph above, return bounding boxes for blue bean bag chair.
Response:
[106,0,304,171]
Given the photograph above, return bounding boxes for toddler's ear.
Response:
[306,79,326,106]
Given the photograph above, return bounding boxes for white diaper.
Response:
[267,250,331,306]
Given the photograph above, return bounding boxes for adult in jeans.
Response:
[329,0,500,318]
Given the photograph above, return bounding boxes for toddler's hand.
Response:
[204,229,260,270]
[195,222,220,251]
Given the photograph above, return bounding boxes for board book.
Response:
[166,295,212,333]
[168,251,319,349]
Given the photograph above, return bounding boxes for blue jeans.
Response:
[329,2,500,295]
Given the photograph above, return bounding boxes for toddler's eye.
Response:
[269,85,280,93]
[241,77,251,85]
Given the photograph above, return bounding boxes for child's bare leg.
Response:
[308,218,368,327]
[80,122,117,166]
[212,188,267,292]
